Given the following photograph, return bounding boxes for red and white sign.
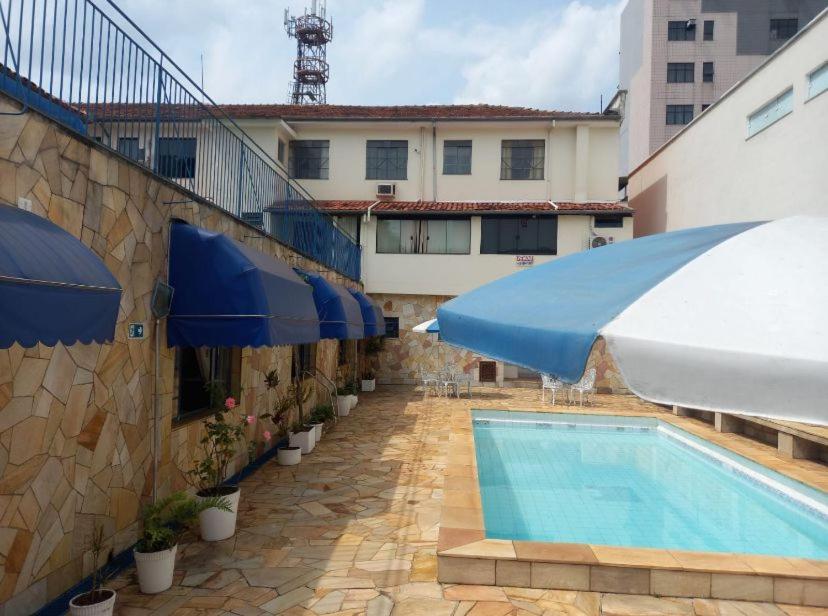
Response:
[515,255,534,267]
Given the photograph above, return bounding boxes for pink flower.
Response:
[225,397,236,410]
[263,430,272,441]
[246,415,255,425]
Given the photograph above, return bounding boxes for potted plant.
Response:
[187,386,248,542]
[289,420,315,454]
[361,370,376,392]
[347,379,358,409]
[268,383,301,465]
[69,526,116,615]
[308,403,331,443]
[336,386,351,417]
[134,492,229,594]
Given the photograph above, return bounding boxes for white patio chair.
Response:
[453,373,473,398]
[439,370,459,398]
[541,373,565,405]
[420,368,440,398]
[568,368,596,407]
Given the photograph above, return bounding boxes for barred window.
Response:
[443,140,472,175]
[366,140,408,180]
[158,138,196,179]
[500,140,545,180]
[289,140,329,179]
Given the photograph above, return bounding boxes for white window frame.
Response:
[806,61,828,102]
[746,87,793,139]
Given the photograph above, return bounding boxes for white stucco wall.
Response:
[628,12,828,235]
[360,214,633,296]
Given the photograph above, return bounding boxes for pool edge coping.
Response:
[437,406,828,607]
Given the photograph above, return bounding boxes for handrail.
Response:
[0,0,361,280]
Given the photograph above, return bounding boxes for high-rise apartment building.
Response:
[614,0,826,178]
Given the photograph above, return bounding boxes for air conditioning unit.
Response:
[376,183,396,198]
[589,233,615,249]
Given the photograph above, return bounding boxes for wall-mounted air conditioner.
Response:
[589,232,615,249]
[376,183,396,198]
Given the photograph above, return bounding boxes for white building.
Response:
[628,9,828,236]
[105,104,632,386]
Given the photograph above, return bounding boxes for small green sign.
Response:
[128,323,145,339]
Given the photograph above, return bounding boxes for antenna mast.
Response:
[284,0,333,104]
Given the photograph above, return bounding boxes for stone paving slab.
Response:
[109,386,827,615]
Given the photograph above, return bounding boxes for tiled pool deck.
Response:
[110,387,827,615]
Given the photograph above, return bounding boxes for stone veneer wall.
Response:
[0,94,356,613]
[374,293,628,393]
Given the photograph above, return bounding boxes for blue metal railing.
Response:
[0,0,361,280]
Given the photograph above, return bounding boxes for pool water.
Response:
[473,411,828,559]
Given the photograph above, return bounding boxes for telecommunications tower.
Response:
[284,0,333,104]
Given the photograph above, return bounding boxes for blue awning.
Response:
[349,290,383,337]
[437,222,760,382]
[370,296,386,336]
[0,204,121,348]
[295,269,364,340]
[167,221,320,347]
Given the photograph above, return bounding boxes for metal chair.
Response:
[568,368,596,406]
[453,372,473,398]
[420,368,440,398]
[439,370,459,398]
[541,373,565,405]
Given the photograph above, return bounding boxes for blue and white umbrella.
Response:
[437,217,828,425]
[412,318,440,334]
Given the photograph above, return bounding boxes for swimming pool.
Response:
[472,410,828,559]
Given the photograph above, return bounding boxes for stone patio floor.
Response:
[110,386,827,616]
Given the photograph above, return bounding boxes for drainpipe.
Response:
[365,200,381,221]
[153,317,160,503]
[419,126,425,201]
[545,120,555,201]
[431,121,437,201]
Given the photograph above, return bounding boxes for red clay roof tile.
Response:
[316,200,632,214]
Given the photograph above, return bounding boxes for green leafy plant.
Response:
[365,337,383,356]
[136,492,230,553]
[362,370,375,380]
[309,403,334,424]
[187,383,252,496]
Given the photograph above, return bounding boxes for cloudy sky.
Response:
[116,0,624,113]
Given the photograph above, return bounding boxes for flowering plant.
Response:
[187,385,249,496]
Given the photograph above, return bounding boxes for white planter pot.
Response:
[310,422,324,443]
[134,545,177,594]
[69,589,116,615]
[198,487,240,542]
[289,429,315,454]
[349,394,358,409]
[336,396,350,417]
[361,379,376,392]
[277,446,301,465]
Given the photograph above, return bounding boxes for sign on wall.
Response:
[515,255,534,267]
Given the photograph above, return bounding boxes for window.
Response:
[384,317,400,339]
[594,215,624,229]
[366,140,408,180]
[480,216,558,255]
[770,18,797,40]
[443,140,472,175]
[376,218,471,254]
[500,140,545,180]
[808,62,828,100]
[701,104,711,112]
[277,138,286,164]
[747,88,793,137]
[667,62,694,83]
[334,215,359,242]
[158,137,196,179]
[176,347,237,419]
[289,140,329,179]
[668,20,695,41]
[117,137,144,163]
[703,20,714,40]
[292,343,316,380]
[666,104,694,125]
[703,62,714,83]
